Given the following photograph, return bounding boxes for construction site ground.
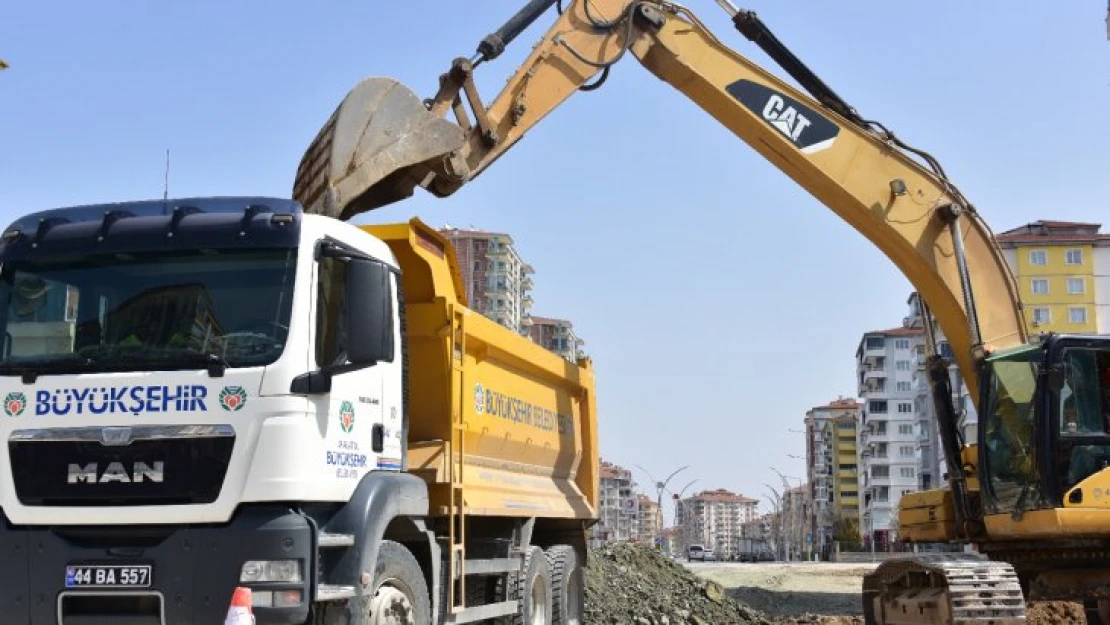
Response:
[684,559,1088,624]
[582,543,1090,624]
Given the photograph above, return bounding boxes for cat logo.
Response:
[725,79,840,154]
[762,94,812,143]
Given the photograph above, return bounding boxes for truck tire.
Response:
[545,545,583,625]
[365,540,431,625]
[498,545,553,625]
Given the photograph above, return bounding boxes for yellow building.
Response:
[804,399,860,555]
[996,221,1106,334]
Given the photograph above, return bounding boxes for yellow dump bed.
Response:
[360,219,598,521]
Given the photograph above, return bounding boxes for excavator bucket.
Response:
[292,77,467,221]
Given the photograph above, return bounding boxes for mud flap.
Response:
[293,77,467,220]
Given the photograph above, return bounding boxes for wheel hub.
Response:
[368,583,416,625]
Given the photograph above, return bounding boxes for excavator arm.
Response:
[293,0,1026,400]
[293,4,1110,622]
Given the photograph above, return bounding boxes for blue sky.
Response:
[3,2,1108,522]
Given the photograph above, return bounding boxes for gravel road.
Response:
[684,561,872,623]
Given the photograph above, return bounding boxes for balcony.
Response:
[863,366,887,380]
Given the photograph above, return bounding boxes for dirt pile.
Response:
[1027,602,1085,624]
[585,543,773,625]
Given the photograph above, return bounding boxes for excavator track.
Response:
[862,553,1026,624]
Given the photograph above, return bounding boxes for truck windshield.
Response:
[0,248,297,374]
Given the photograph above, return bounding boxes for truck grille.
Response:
[8,425,235,506]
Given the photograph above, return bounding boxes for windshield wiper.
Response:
[0,355,102,384]
[121,349,229,378]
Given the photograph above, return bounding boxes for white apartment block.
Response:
[590,460,637,547]
[528,316,586,362]
[438,226,535,335]
[904,293,977,494]
[675,489,759,558]
[856,326,923,549]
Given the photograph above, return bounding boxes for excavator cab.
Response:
[980,335,1110,518]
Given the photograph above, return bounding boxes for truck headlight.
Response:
[240,560,302,583]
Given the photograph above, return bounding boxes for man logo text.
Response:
[762,94,811,142]
[68,461,165,484]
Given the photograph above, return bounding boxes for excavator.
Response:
[291,0,1110,622]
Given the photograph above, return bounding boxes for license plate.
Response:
[65,565,152,588]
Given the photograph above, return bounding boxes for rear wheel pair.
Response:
[497,544,584,625]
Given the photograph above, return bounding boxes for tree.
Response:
[833,516,861,549]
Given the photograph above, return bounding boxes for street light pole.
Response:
[635,464,689,549]
[668,478,700,556]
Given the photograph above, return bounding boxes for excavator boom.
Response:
[292,0,1026,395]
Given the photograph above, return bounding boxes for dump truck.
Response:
[0,197,597,624]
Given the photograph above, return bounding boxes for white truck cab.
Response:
[0,197,426,624]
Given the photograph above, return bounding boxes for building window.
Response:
[1029,250,1047,266]
[899,424,914,434]
[900,467,915,478]
[865,336,885,350]
[897,381,911,392]
[1031,278,1049,295]
[1068,278,1085,294]
[894,339,910,349]
[899,445,915,457]
[898,402,913,413]
[1070,307,1088,324]
[869,400,888,414]
[1066,249,1083,265]
[1033,307,1051,325]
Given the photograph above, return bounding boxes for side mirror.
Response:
[346,259,395,366]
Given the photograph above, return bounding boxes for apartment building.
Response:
[903,292,978,493]
[675,489,759,558]
[782,484,810,561]
[635,495,663,545]
[995,220,1110,333]
[528,316,585,362]
[856,326,923,549]
[739,514,774,559]
[438,226,535,334]
[804,398,860,558]
[589,460,638,547]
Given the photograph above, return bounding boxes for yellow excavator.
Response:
[292,1,1110,622]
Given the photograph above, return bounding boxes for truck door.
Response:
[314,250,403,484]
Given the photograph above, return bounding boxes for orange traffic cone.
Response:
[224,587,255,625]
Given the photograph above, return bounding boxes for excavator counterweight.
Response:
[293,77,465,219]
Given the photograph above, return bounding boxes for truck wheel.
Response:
[545,545,583,625]
[498,545,553,625]
[366,540,431,625]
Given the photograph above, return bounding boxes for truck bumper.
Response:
[0,505,313,625]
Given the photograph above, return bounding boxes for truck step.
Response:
[318,532,356,548]
[316,584,357,602]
